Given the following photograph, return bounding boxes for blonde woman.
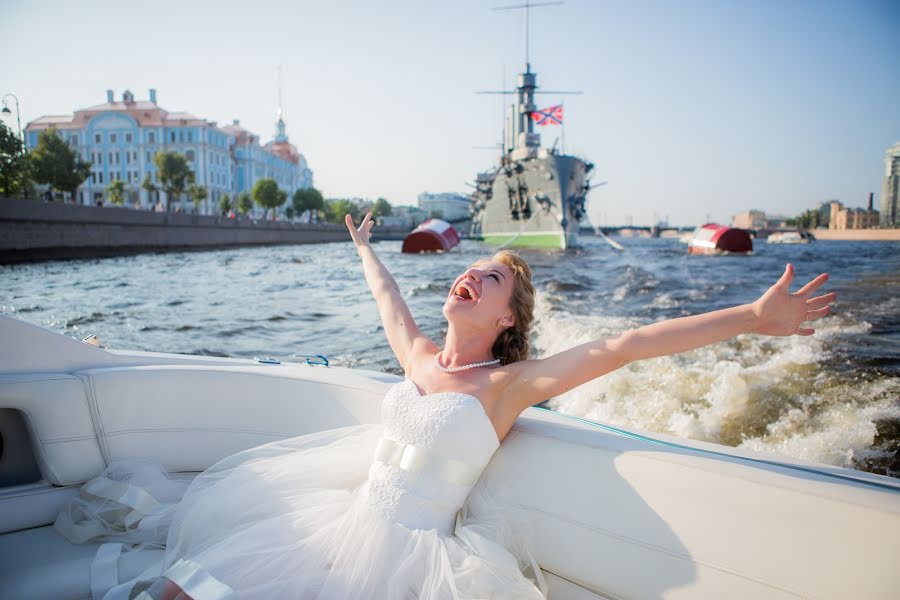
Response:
[59,212,834,600]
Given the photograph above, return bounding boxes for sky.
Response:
[2,0,898,226]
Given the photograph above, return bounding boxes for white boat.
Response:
[1,313,899,600]
[767,231,814,244]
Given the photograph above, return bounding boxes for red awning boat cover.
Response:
[401,219,461,253]
[689,223,752,253]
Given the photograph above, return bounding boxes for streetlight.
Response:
[1,93,23,152]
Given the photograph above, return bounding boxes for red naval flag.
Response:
[531,105,563,126]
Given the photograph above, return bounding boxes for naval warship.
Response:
[469,62,595,250]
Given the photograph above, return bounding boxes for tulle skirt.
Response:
[56,424,547,599]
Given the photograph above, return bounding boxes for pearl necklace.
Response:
[433,352,500,373]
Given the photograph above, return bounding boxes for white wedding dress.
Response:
[55,379,548,599]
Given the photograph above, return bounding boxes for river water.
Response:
[2,236,898,478]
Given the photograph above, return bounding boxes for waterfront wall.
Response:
[809,228,900,241]
[0,197,406,263]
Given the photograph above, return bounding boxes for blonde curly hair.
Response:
[475,250,535,365]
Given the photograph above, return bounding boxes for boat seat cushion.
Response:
[0,526,162,600]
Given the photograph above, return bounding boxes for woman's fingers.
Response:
[805,306,831,320]
[806,292,837,310]
[795,273,829,297]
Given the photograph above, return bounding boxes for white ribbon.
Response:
[373,436,482,487]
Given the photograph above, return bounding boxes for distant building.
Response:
[881,142,900,227]
[24,89,312,213]
[417,192,472,222]
[732,210,767,230]
[829,199,879,230]
[388,205,429,228]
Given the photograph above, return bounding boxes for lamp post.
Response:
[1,93,23,152]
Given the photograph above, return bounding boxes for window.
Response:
[95,133,101,144]
[110,133,117,144]
[98,153,102,165]
[98,172,104,184]
[69,135,78,145]
[126,152,131,164]
[186,149,195,161]
[91,173,96,184]
[125,133,132,143]
[187,131,192,142]
[148,132,155,144]
[147,152,151,162]
[171,132,176,143]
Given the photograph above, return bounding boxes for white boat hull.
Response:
[1,314,899,600]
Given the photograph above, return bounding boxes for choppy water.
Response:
[2,236,898,477]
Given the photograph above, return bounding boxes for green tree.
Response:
[372,197,392,218]
[252,178,283,220]
[141,173,158,207]
[29,127,90,199]
[285,206,295,220]
[236,191,253,215]
[218,193,232,215]
[106,179,126,205]
[292,187,325,222]
[0,121,30,197]
[153,151,193,212]
[189,183,208,214]
[326,198,360,224]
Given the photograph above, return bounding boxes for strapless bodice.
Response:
[362,379,500,534]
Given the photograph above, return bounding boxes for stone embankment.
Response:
[807,228,900,241]
[0,197,408,264]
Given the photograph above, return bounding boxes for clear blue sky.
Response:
[3,0,898,226]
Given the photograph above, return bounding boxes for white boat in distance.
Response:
[768,231,815,244]
[1,313,899,600]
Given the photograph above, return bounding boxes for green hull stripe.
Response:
[481,232,564,248]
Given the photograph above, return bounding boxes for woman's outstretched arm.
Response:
[345,212,437,374]
[506,263,836,409]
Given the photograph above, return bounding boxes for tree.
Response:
[153,151,193,212]
[236,191,253,215]
[188,183,208,214]
[285,206,295,220]
[29,127,90,199]
[0,120,30,198]
[325,198,360,224]
[218,193,232,215]
[372,197,392,218]
[252,178,283,220]
[106,179,126,205]
[141,173,158,207]
[292,187,325,222]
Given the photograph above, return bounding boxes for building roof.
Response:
[26,91,213,131]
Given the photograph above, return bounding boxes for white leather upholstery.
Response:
[0,482,79,535]
[80,365,386,471]
[0,526,162,600]
[0,374,105,486]
[489,409,900,600]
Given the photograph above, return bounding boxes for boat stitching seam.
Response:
[518,503,809,599]
[539,569,621,600]
[100,427,298,437]
[78,375,111,466]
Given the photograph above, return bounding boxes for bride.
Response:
[57,212,835,599]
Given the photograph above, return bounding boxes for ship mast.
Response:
[481,1,580,158]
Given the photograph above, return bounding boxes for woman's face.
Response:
[443,259,516,330]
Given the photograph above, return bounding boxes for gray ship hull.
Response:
[471,150,590,249]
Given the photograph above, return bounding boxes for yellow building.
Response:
[829,200,880,230]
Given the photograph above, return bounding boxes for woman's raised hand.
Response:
[750,263,836,336]
[345,212,375,253]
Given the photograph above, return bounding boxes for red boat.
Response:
[401,219,461,253]
[687,224,753,255]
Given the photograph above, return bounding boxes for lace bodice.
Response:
[362,379,501,534]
